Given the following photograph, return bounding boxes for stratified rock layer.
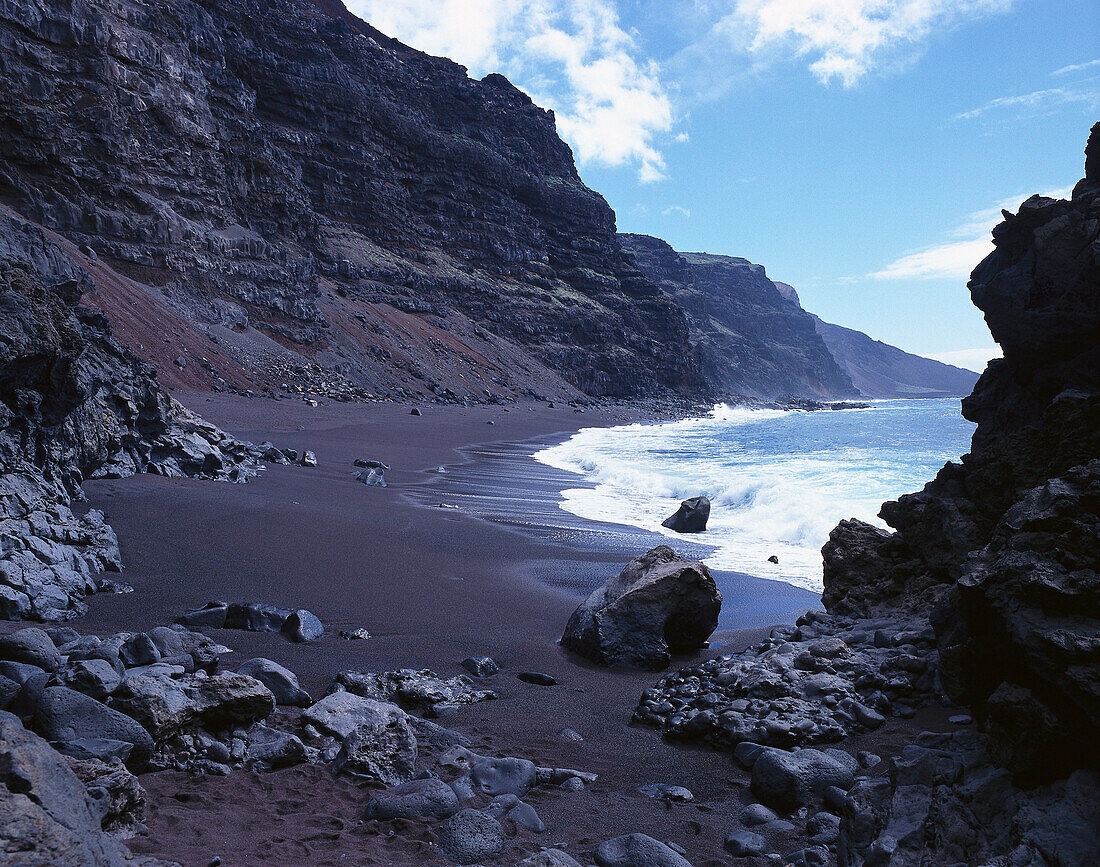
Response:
[0,0,702,402]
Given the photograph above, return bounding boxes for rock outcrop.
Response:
[0,212,262,620]
[0,0,703,403]
[621,234,857,400]
[562,546,721,670]
[821,127,1100,779]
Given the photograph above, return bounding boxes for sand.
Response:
[68,395,941,866]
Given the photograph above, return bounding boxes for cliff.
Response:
[810,314,980,398]
[0,0,704,402]
[822,124,1100,783]
[620,234,859,400]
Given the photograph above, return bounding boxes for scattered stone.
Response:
[517,671,556,686]
[440,809,506,864]
[365,778,460,820]
[56,659,122,701]
[470,755,538,798]
[661,496,710,533]
[594,833,693,867]
[339,628,371,640]
[0,628,61,672]
[244,725,309,771]
[805,811,840,845]
[32,686,154,772]
[332,668,495,715]
[461,656,500,678]
[66,755,147,837]
[949,714,973,725]
[559,728,583,742]
[516,851,584,867]
[487,793,545,832]
[858,750,881,769]
[299,450,317,467]
[410,408,422,416]
[768,555,779,564]
[637,783,693,802]
[281,609,323,642]
[738,803,778,826]
[724,829,767,857]
[750,747,856,811]
[562,546,721,670]
[236,658,312,707]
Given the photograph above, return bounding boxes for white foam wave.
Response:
[534,401,973,593]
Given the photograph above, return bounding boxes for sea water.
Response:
[534,399,975,593]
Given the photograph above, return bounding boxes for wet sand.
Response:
[70,394,933,866]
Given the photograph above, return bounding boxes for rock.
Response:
[302,691,402,740]
[470,755,539,798]
[636,783,693,802]
[31,686,153,772]
[236,658,312,707]
[146,626,186,658]
[365,778,460,820]
[461,656,500,677]
[56,659,122,701]
[176,603,229,630]
[661,496,710,533]
[768,555,779,564]
[738,803,778,826]
[299,451,317,467]
[110,672,275,740]
[734,742,770,770]
[561,546,721,670]
[410,408,422,416]
[339,628,371,640]
[244,725,308,771]
[440,809,506,864]
[118,634,161,668]
[594,833,694,867]
[355,466,387,487]
[65,755,147,837]
[486,793,545,832]
[224,602,291,633]
[805,811,840,845]
[0,659,47,685]
[0,627,61,672]
[515,851,584,867]
[559,728,583,742]
[332,668,495,715]
[0,674,19,710]
[281,609,323,642]
[0,711,161,864]
[517,671,556,686]
[334,715,417,784]
[724,828,767,857]
[750,748,856,811]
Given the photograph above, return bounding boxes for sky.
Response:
[346,0,1099,372]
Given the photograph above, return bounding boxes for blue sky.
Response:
[347,0,1099,371]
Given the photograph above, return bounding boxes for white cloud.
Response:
[1052,58,1100,76]
[927,347,1001,373]
[723,0,1014,87]
[662,205,691,217]
[955,85,1100,120]
[346,0,674,182]
[870,188,1071,280]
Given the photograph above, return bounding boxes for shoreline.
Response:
[54,393,826,864]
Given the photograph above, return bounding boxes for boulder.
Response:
[302,691,408,740]
[118,634,160,668]
[0,627,61,672]
[236,658,312,706]
[332,668,495,715]
[224,602,291,633]
[110,672,275,740]
[486,793,545,832]
[561,546,721,669]
[440,809,506,864]
[365,778,460,820]
[0,711,161,864]
[65,755,147,837]
[56,659,122,701]
[661,496,710,533]
[31,687,153,772]
[281,609,323,642]
[636,783,693,802]
[244,725,309,771]
[750,747,856,811]
[516,851,584,867]
[470,755,538,798]
[461,656,500,678]
[724,828,767,857]
[594,833,694,867]
[333,715,417,784]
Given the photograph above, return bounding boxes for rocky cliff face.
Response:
[621,234,858,400]
[810,315,979,399]
[0,208,261,621]
[0,0,703,402]
[822,125,1100,783]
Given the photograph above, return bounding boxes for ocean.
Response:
[533,398,976,593]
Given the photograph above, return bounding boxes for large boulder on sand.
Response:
[561,546,721,670]
[661,496,710,533]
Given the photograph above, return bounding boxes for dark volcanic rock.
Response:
[0,0,703,403]
[561,546,721,670]
[661,496,710,533]
[622,234,857,400]
[821,131,1100,779]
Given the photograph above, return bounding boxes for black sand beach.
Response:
[57,394,945,866]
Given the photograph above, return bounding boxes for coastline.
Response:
[60,393,827,864]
